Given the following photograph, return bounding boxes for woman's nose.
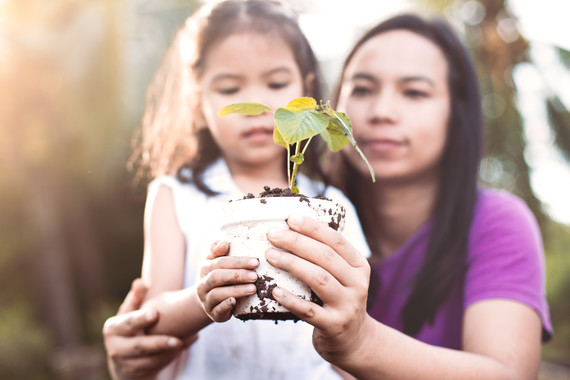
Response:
[369,90,398,125]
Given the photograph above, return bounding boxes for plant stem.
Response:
[290,142,302,190]
[301,136,313,156]
[286,145,291,189]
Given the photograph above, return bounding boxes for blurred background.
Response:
[0,0,568,378]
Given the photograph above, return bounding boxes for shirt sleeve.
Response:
[464,190,552,341]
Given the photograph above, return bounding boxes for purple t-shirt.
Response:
[367,188,552,348]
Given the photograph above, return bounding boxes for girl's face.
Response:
[337,30,450,184]
[198,32,305,169]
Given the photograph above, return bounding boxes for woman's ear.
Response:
[304,72,316,97]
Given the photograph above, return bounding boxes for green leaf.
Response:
[273,127,288,148]
[331,109,376,183]
[218,102,272,116]
[274,107,328,145]
[286,97,317,111]
[321,118,350,151]
[290,153,304,164]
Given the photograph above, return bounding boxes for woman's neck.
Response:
[224,157,289,195]
[363,174,439,259]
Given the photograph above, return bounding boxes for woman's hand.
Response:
[196,241,259,322]
[103,279,196,380]
[265,214,372,367]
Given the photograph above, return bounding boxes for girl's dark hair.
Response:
[329,14,482,335]
[129,0,323,193]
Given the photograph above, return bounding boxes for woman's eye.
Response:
[351,86,372,97]
[269,82,288,90]
[404,89,428,99]
[218,87,239,95]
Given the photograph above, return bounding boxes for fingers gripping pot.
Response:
[221,195,346,321]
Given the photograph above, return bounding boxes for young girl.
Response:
[251,13,552,379]
[115,1,369,379]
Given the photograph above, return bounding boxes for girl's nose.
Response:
[243,86,269,106]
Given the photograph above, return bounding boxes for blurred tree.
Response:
[0,0,199,378]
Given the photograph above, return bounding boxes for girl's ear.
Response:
[304,72,316,97]
[194,102,208,130]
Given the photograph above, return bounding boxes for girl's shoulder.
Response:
[148,158,234,196]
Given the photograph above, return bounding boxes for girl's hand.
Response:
[197,241,259,322]
[265,214,372,367]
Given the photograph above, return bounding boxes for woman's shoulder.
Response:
[473,187,537,227]
[468,187,543,259]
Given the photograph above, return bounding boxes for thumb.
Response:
[103,308,158,337]
[118,278,148,315]
[207,240,230,260]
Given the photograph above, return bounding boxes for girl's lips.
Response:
[243,127,274,143]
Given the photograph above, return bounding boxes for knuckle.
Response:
[322,247,337,264]
[315,269,330,287]
[298,302,317,319]
[231,270,240,283]
[330,235,346,252]
[102,320,113,336]
[133,342,145,356]
[107,348,119,359]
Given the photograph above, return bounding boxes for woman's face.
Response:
[337,30,450,184]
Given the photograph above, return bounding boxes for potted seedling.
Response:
[219,97,374,321]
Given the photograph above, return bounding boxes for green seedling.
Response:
[219,97,375,193]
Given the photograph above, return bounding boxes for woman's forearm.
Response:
[337,315,519,380]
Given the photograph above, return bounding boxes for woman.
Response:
[264,13,552,379]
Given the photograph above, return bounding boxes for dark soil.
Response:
[235,274,322,323]
[241,185,331,201]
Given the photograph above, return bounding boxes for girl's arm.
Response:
[140,185,259,337]
[265,214,543,380]
[140,184,211,338]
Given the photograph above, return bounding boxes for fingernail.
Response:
[273,287,284,298]
[266,249,280,260]
[248,258,260,267]
[267,228,283,239]
[287,214,303,228]
[168,337,179,347]
[248,271,257,281]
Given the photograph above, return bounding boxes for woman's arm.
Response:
[103,279,196,380]
[265,214,543,380]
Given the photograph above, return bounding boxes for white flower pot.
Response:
[221,196,346,321]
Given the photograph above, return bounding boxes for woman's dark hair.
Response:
[129,0,323,193]
[329,14,482,335]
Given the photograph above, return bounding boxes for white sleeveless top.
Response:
[148,159,370,380]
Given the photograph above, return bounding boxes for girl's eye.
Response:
[404,89,428,99]
[269,82,288,90]
[218,87,239,95]
[351,86,372,97]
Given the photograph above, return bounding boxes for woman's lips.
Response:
[362,138,405,154]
